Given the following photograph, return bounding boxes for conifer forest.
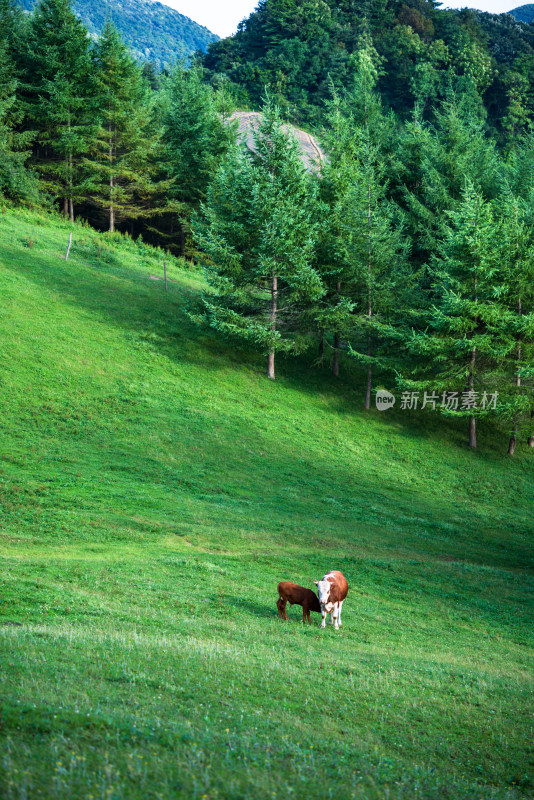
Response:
[1,0,534,449]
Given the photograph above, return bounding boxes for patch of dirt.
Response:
[228,111,325,173]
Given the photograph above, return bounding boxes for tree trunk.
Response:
[469,415,477,449]
[366,179,372,412]
[332,332,340,376]
[364,296,372,411]
[68,152,74,222]
[365,363,372,411]
[267,275,278,380]
[509,414,519,456]
[508,416,519,455]
[267,351,275,380]
[508,306,522,455]
[63,197,68,219]
[109,121,114,233]
[468,347,476,448]
[528,409,534,447]
[179,222,186,259]
[332,282,341,376]
[318,331,324,360]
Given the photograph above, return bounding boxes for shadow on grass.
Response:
[225,595,325,625]
[224,596,279,620]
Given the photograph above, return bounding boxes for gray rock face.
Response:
[228,111,325,173]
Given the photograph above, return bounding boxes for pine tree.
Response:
[22,0,96,219]
[87,21,160,232]
[317,44,410,405]
[155,64,235,256]
[339,153,411,409]
[0,1,37,202]
[0,0,27,95]
[406,183,504,449]
[193,102,323,379]
[506,136,534,448]
[162,65,234,206]
[488,186,534,454]
[314,88,359,374]
[397,84,501,268]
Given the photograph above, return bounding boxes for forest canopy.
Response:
[202,0,534,139]
[1,0,533,454]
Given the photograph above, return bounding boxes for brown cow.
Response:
[314,571,349,630]
[277,581,321,623]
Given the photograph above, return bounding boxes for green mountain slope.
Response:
[510,4,534,24]
[201,0,534,132]
[19,0,218,66]
[0,209,533,800]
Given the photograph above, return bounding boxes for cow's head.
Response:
[314,579,334,612]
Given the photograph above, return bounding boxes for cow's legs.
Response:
[328,610,334,625]
[321,607,327,628]
[277,597,288,620]
[337,600,344,628]
[333,602,341,630]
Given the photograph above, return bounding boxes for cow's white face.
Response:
[315,579,332,608]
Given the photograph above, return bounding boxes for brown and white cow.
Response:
[277,581,321,623]
[314,571,348,630]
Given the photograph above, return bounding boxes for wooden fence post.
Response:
[65,233,72,261]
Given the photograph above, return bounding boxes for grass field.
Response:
[0,207,533,800]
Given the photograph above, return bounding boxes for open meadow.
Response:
[0,208,533,800]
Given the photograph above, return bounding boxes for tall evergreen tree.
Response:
[155,65,235,256]
[396,84,501,268]
[87,21,160,232]
[23,0,96,219]
[317,44,410,405]
[314,88,360,375]
[0,1,37,202]
[193,103,324,379]
[488,186,534,454]
[0,0,26,85]
[406,183,504,448]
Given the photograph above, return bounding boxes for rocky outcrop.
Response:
[228,111,325,173]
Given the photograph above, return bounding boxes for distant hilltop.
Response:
[508,4,534,24]
[18,0,219,67]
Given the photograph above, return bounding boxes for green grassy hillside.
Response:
[0,208,533,800]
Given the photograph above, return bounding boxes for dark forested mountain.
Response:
[201,0,534,138]
[509,4,534,24]
[18,0,218,66]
